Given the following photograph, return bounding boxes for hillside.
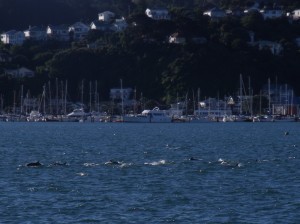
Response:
[1,0,300,30]
[1,0,300,113]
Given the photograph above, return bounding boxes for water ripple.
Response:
[0,122,299,223]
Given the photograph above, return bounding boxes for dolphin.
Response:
[26,161,42,167]
[284,131,289,136]
[105,159,121,165]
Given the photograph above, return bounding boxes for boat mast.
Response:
[291,90,294,115]
[94,81,98,112]
[25,91,29,114]
[120,79,124,115]
[61,80,64,114]
[141,92,144,111]
[0,94,3,114]
[48,81,52,114]
[64,80,68,114]
[259,90,262,115]
[192,89,195,115]
[208,97,210,116]
[248,76,252,116]
[176,92,179,114]
[185,92,188,116]
[285,84,288,115]
[89,81,92,113]
[197,88,200,115]
[43,85,46,114]
[20,85,23,115]
[81,80,84,109]
[56,78,58,115]
[134,87,137,114]
[217,91,220,116]
[268,78,271,114]
[239,74,243,115]
[13,90,16,115]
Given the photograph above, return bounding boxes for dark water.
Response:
[0,122,299,223]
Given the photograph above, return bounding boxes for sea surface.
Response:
[0,122,299,223]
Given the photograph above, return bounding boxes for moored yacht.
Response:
[67,108,86,117]
[65,108,87,122]
[123,107,172,123]
[27,110,43,122]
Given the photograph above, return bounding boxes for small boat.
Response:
[43,115,60,122]
[66,108,87,122]
[27,110,43,122]
[184,115,213,123]
[67,108,86,117]
[252,115,274,122]
[272,115,297,122]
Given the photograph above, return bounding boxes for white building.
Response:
[110,88,133,100]
[90,20,111,31]
[145,8,170,20]
[194,98,232,117]
[290,9,300,20]
[244,2,260,13]
[24,26,47,41]
[69,22,90,41]
[257,41,283,55]
[1,30,25,45]
[47,24,70,41]
[260,7,284,20]
[98,11,115,22]
[203,8,227,19]
[111,18,128,32]
[4,67,35,78]
[169,33,186,44]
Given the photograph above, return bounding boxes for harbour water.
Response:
[0,122,299,223]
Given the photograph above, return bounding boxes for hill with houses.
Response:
[1,0,300,114]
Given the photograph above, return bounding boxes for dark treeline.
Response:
[2,0,300,30]
[1,0,300,109]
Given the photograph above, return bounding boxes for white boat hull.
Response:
[123,107,172,123]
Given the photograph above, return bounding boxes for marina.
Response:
[1,1,300,223]
[1,76,299,123]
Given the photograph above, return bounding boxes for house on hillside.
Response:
[110,88,133,101]
[4,67,35,78]
[1,30,25,45]
[248,32,283,55]
[203,7,227,20]
[90,20,112,31]
[69,22,90,41]
[290,9,300,20]
[250,39,283,55]
[169,32,186,44]
[145,8,171,20]
[260,7,285,20]
[244,2,260,13]
[24,26,47,41]
[226,7,244,17]
[47,24,70,41]
[111,18,128,32]
[258,41,283,55]
[0,52,12,62]
[98,11,115,22]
